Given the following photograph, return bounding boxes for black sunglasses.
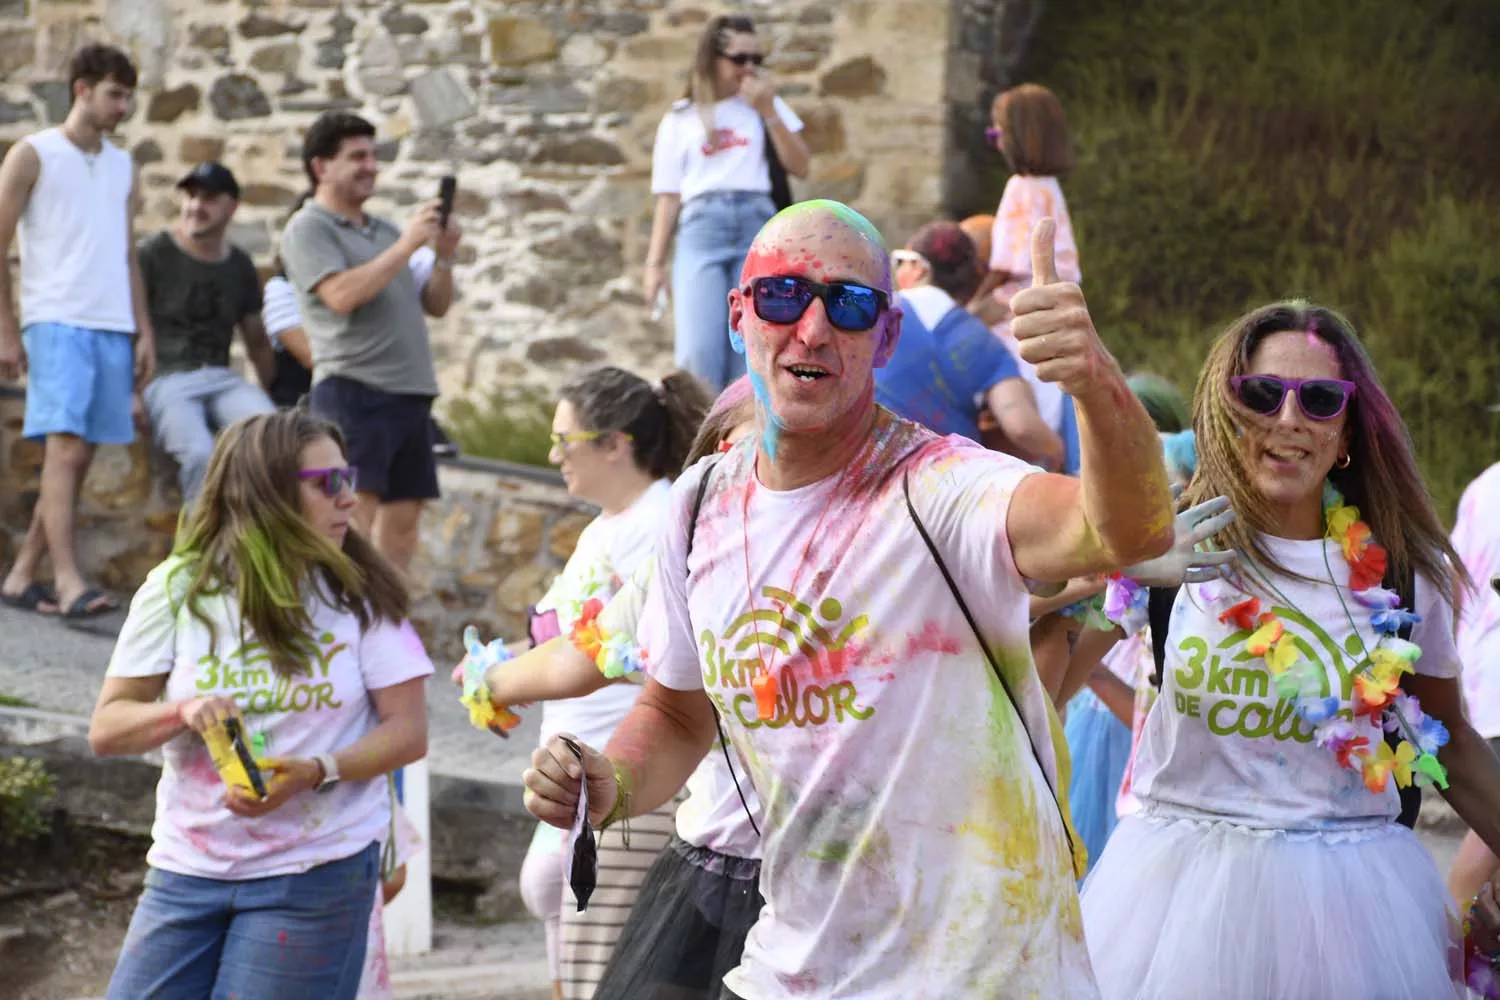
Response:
[1229,375,1357,421]
[720,52,765,66]
[745,276,890,332]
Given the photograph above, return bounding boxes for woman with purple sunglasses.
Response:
[89,409,431,1000]
[1078,300,1500,998]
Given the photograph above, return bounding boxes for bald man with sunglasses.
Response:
[523,200,1182,999]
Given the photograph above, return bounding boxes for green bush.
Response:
[441,386,556,469]
[0,756,56,846]
[1013,0,1500,519]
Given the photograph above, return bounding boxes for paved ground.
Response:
[0,601,541,787]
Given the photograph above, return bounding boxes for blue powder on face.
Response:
[748,368,783,462]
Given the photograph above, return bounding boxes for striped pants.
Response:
[559,801,678,1000]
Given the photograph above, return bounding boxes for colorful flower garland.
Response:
[1104,483,1450,795]
[569,597,644,680]
[454,625,523,732]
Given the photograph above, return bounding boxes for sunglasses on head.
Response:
[745,275,890,332]
[299,466,357,497]
[1229,375,1357,421]
[720,51,765,66]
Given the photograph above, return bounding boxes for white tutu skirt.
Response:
[1080,812,1465,1000]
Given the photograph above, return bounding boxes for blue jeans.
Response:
[143,367,275,501]
[672,191,777,392]
[107,842,379,1000]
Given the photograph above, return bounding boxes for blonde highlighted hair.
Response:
[1184,299,1466,605]
[168,409,410,678]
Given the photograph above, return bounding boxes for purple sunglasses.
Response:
[299,465,358,496]
[1229,375,1357,421]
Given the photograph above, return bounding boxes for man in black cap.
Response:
[137,162,276,503]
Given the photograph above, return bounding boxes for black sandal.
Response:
[0,582,58,614]
[60,588,118,620]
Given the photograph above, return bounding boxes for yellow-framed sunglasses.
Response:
[550,430,633,449]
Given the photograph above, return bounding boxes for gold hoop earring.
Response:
[1336,453,1351,470]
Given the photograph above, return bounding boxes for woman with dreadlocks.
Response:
[1081,301,1500,998]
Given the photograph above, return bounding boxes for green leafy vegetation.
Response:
[0,756,55,846]
[442,385,557,469]
[1013,0,1500,519]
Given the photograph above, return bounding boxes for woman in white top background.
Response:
[644,14,810,392]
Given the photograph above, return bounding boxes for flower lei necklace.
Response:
[1106,482,1450,793]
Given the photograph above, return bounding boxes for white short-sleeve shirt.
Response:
[107,557,434,880]
[651,96,804,205]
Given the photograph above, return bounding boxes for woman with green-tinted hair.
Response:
[88,408,433,1000]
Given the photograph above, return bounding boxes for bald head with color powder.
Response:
[728,200,903,449]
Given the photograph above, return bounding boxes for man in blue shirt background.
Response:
[876,221,1063,470]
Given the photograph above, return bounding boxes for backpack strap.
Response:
[902,468,1086,878]
[1147,585,1180,689]
[685,458,761,839]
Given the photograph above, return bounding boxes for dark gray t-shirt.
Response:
[279,202,438,397]
[139,231,262,376]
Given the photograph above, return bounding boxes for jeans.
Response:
[143,367,274,501]
[107,841,379,1000]
[673,191,777,392]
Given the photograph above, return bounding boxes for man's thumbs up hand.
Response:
[1009,217,1119,399]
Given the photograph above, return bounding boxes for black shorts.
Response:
[309,375,440,503]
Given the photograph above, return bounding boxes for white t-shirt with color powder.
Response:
[597,556,767,860]
[651,96,804,205]
[1456,463,1500,739]
[641,418,1096,1000]
[1133,538,1462,829]
[106,557,435,881]
[532,479,671,751]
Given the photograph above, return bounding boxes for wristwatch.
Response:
[313,752,340,794]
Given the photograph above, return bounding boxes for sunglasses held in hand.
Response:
[559,737,597,911]
[1229,375,1356,421]
[744,275,890,332]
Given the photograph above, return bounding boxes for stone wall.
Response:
[0,0,1021,410]
[0,387,592,660]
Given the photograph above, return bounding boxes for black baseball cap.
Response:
[177,162,240,199]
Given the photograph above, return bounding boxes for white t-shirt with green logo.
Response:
[642,420,1097,1000]
[107,557,435,880]
[1133,535,1461,829]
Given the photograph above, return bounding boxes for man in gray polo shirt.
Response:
[279,111,460,573]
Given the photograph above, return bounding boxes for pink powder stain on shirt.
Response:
[278,929,288,945]
[903,620,962,657]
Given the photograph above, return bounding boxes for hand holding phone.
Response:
[438,175,457,229]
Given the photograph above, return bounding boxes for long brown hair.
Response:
[991,83,1075,177]
[681,14,757,139]
[1184,299,1466,605]
[685,375,754,466]
[167,410,410,677]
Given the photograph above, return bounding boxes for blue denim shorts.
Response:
[21,322,136,444]
[106,841,379,1000]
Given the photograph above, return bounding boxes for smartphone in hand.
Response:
[439,175,457,229]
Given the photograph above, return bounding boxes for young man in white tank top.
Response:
[0,45,155,620]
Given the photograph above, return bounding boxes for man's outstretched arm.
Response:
[1005,219,1174,581]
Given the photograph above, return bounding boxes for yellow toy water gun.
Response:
[202,717,268,799]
